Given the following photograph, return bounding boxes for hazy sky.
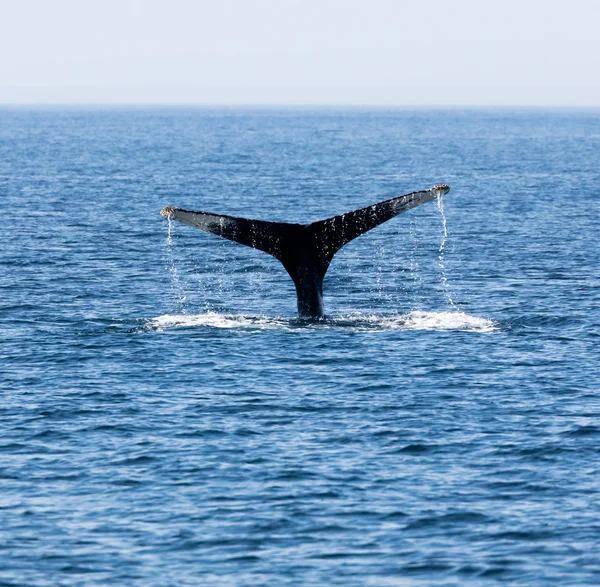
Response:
[1,0,599,105]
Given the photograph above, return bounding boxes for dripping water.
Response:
[373,237,386,301]
[436,194,457,309]
[408,217,423,309]
[165,218,187,313]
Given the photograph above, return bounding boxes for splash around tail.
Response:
[160,184,451,318]
[147,310,496,333]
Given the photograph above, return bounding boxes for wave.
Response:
[148,310,497,333]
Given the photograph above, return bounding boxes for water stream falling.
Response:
[165,218,187,313]
[408,217,423,309]
[373,238,386,301]
[436,194,457,309]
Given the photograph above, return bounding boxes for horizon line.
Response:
[1,102,600,110]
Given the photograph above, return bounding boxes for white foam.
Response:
[148,311,496,333]
[150,313,287,331]
[395,310,496,332]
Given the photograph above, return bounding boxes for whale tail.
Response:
[160,184,450,318]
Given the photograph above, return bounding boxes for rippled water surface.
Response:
[1,107,599,585]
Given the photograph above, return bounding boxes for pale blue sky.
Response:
[1,0,598,105]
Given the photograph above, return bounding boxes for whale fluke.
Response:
[160,184,450,319]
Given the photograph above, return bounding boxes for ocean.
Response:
[1,106,599,585]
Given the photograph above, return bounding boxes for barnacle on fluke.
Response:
[160,206,177,219]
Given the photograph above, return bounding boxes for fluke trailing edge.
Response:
[160,184,450,319]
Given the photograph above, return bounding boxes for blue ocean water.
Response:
[1,107,599,586]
